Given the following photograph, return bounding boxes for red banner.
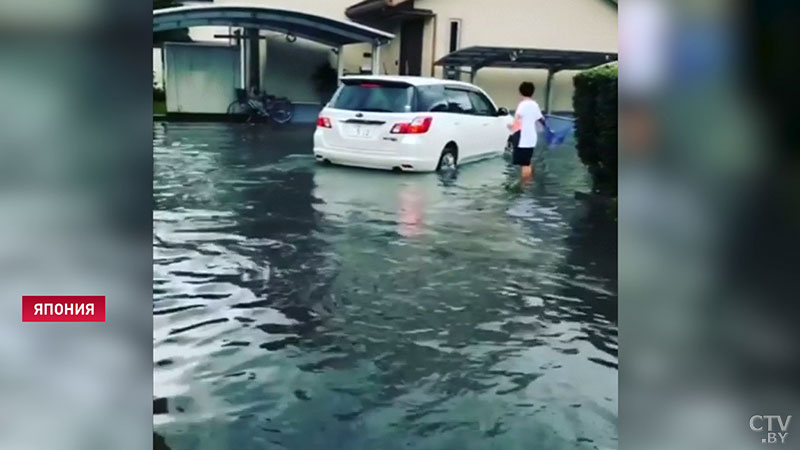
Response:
[22,296,105,322]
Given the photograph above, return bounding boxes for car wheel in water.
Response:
[436,146,458,172]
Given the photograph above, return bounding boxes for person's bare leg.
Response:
[521,165,532,185]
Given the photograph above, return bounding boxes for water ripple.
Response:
[154,123,617,450]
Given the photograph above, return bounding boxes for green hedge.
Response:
[573,63,617,196]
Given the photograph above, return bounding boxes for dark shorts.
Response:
[512,147,534,166]
[509,131,534,166]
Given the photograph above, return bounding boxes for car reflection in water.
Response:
[398,185,426,237]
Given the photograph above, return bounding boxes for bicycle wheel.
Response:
[269,99,294,124]
[227,100,249,115]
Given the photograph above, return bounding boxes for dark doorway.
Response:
[399,19,424,75]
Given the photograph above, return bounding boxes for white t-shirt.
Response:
[516,98,543,148]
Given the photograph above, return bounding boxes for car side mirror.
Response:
[497,107,509,116]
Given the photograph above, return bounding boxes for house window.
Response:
[449,19,461,53]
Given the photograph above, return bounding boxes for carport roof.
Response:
[153,5,394,46]
[435,46,617,72]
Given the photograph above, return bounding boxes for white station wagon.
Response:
[314,76,513,172]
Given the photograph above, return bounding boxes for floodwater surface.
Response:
[153,122,617,450]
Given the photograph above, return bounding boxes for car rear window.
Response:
[444,89,474,114]
[332,81,414,113]
[416,85,448,112]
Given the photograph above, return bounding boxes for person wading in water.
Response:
[508,81,552,187]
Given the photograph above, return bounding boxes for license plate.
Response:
[348,125,373,138]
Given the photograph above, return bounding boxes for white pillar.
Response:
[238,30,246,89]
[371,42,381,75]
[337,46,345,85]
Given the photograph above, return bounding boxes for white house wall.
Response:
[418,0,618,56]
[417,0,618,111]
[164,0,617,112]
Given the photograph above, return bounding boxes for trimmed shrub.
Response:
[154,88,166,102]
[573,63,617,196]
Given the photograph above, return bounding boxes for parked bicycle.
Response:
[226,88,294,124]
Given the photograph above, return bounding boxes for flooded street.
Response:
[153,122,617,450]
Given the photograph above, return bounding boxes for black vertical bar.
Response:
[246,28,259,91]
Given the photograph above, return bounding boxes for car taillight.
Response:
[317,116,332,128]
[390,116,433,134]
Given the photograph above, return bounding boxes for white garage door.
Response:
[165,43,241,114]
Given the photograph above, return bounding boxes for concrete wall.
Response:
[420,17,436,77]
[378,22,402,75]
[262,34,332,103]
[469,68,580,113]
[164,43,241,113]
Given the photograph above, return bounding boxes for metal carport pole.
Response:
[337,46,345,85]
[237,30,245,89]
[371,41,381,75]
[544,68,555,114]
